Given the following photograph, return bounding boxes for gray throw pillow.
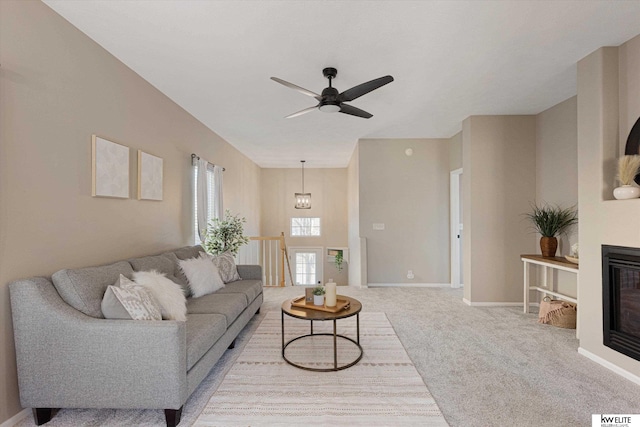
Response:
[200,251,241,283]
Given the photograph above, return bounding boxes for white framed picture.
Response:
[137,150,163,201]
[92,135,129,198]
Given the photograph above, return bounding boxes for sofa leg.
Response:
[256,307,260,315]
[228,338,236,349]
[32,408,55,425]
[164,406,183,427]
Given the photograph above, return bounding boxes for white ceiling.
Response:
[44,1,640,168]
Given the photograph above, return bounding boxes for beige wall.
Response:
[534,96,579,297]
[577,37,640,378]
[358,138,450,284]
[0,1,261,423]
[449,131,463,171]
[462,116,537,303]
[260,168,349,285]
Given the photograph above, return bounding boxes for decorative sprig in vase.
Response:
[524,203,578,257]
[312,285,325,306]
[614,155,640,199]
[203,210,249,256]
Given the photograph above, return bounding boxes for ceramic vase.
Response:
[613,185,640,200]
[540,236,558,257]
[313,295,324,306]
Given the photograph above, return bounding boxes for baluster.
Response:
[262,240,266,284]
[274,240,280,286]
[269,239,273,286]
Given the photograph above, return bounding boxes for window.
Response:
[295,252,317,285]
[194,164,217,244]
[290,217,321,237]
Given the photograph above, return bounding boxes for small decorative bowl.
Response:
[565,255,579,264]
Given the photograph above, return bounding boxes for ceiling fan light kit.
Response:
[271,67,393,119]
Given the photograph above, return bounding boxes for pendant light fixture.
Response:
[295,160,311,209]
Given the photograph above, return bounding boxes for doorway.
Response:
[289,247,324,286]
[450,168,463,288]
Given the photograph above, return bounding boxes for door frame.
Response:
[288,246,324,286]
[450,168,463,288]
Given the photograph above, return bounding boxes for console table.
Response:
[521,254,579,338]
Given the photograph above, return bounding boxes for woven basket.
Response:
[538,297,577,329]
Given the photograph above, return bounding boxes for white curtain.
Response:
[213,164,224,220]
[196,158,209,242]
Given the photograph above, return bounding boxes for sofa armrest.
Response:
[236,264,262,281]
[9,277,187,409]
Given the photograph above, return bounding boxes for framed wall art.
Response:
[137,150,163,201]
[92,135,130,198]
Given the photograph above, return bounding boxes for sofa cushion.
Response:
[187,293,247,325]
[172,245,204,261]
[52,261,134,318]
[213,279,262,305]
[186,313,227,370]
[236,265,262,281]
[128,253,190,296]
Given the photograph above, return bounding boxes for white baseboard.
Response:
[0,408,29,427]
[462,298,524,307]
[578,347,640,386]
[367,283,450,288]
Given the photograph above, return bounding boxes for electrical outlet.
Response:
[407,270,414,279]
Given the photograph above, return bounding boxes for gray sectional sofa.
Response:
[9,245,263,427]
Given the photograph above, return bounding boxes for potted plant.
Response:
[614,155,640,199]
[312,285,325,306]
[334,251,344,272]
[203,210,250,256]
[524,203,578,257]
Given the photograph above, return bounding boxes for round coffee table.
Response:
[281,295,363,372]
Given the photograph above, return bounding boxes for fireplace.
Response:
[602,245,640,361]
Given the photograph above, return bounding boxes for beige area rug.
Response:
[194,311,448,426]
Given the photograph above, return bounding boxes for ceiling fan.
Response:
[270,67,394,119]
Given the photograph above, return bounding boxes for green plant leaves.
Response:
[203,210,250,256]
[524,203,578,237]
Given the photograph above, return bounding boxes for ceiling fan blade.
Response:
[339,103,373,119]
[338,75,394,102]
[271,77,322,100]
[285,105,318,119]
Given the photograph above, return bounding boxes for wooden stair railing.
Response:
[240,232,293,287]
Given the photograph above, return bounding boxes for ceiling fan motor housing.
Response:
[319,86,340,112]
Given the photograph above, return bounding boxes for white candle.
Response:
[325,280,337,307]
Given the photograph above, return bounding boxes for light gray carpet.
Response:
[15,286,640,427]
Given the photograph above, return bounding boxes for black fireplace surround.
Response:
[602,245,640,361]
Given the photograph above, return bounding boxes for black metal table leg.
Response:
[333,319,337,369]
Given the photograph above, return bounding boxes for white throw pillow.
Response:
[132,270,187,321]
[200,251,241,283]
[179,255,225,298]
[101,274,162,321]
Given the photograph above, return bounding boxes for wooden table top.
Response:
[521,254,579,269]
[282,295,362,321]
